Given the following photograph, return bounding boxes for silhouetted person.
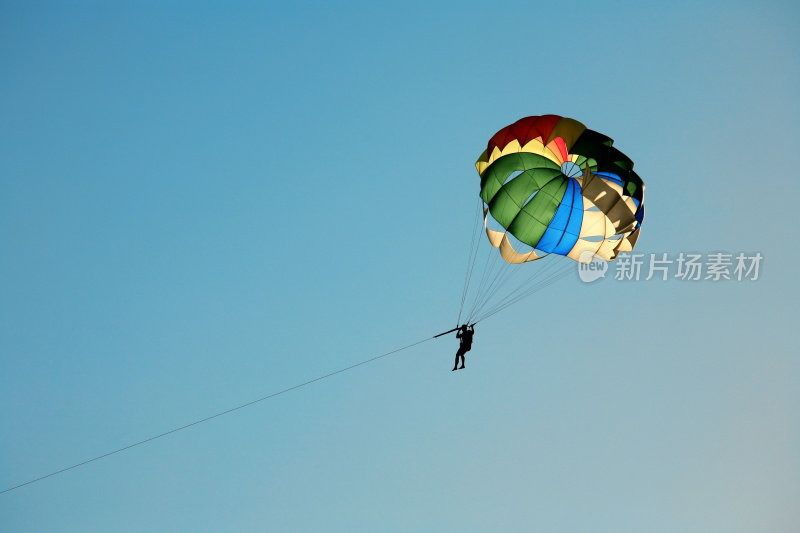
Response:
[453,324,474,371]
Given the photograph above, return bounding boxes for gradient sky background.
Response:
[2,1,798,531]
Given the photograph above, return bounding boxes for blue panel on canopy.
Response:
[595,171,623,186]
[536,178,583,255]
[635,204,645,226]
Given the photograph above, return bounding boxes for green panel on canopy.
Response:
[482,152,568,247]
[506,177,568,246]
[480,152,561,205]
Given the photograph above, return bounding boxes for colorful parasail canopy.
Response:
[475,114,645,264]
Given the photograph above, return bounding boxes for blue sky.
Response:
[2,1,798,531]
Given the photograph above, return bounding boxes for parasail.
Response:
[457,115,645,325]
[475,114,644,264]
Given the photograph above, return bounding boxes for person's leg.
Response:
[454,348,466,370]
